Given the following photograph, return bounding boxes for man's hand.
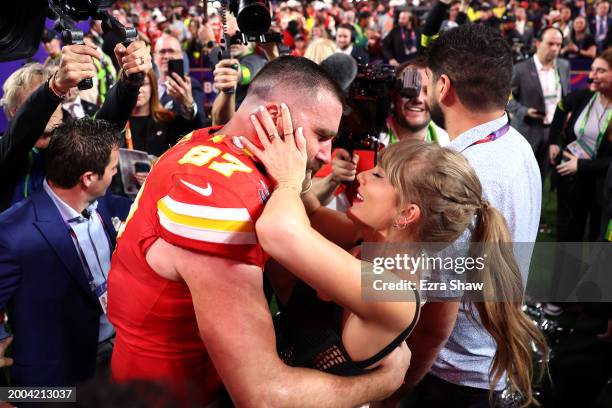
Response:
[213,59,240,94]
[167,72,194,111]
[526,108,545,119]
[53,44,101,94]
[115,41,152,77]
[331,148,359,184]
[549,144,561,165]
[0,336,14,368]
[372,342,412,400]
[389,58,399,67]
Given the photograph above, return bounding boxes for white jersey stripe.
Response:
[160,195,252,222]
[158,210,257,245]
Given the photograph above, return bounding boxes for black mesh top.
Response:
[274,281,420,376]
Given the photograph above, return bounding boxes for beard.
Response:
[396,112,429,134]
[429,97,446,130]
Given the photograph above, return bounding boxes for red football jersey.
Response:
[108,127,271,405]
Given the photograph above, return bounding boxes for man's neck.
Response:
[445,108,506,141]
[48,180,90,214]
[536,53,554,69]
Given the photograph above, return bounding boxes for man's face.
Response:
[515,7,526,21]
[394,68,430,134]
[398,11,411,27]
[536,29,563,64]
[597,1,610,16]
[154,36,183,77]
[295,91,343,173]
[336,28,352,50]
[89,147,120,199]
[425,68,446,130]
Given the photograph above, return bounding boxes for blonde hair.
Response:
[304,39,338,65]
[1,63,51,119]
[379,140,549,407]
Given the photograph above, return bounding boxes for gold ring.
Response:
[139,56,145,65]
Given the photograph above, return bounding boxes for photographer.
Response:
[0,41,151,211]
[209,13,267,126]
[312,59,447,208]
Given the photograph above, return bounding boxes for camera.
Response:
[335,64,422,151]
[228,0,272,37]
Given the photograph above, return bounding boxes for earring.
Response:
[393,218,407,230]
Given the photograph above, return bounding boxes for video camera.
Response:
[335,64,422,152]
[1,1,142,88]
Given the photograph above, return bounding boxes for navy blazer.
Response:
[0,188,129,386]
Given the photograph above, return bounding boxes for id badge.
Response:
[95,281,109,314]
[566,140,592,160]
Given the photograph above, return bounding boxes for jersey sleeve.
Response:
[156,172,264,266]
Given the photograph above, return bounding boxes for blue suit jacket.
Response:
[0,188,130,386]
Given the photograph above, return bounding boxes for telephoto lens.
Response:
[235,0,271,36]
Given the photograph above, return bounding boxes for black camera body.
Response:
[335,64,422,152]
[228,0,272,37]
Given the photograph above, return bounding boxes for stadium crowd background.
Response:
[0,0,612,406]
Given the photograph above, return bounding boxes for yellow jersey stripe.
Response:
[158,199,254,232]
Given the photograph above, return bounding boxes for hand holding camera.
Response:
[53,44,101,95]
[214,58,240,94]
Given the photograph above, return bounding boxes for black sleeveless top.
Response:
[274,281,420,376]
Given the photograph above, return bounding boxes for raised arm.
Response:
[241,106,413,331]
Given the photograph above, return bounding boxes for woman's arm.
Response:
[242,105,412,333]
[302,192,361,250]
[257,187,411,333]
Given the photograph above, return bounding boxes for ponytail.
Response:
[468,204,549,407]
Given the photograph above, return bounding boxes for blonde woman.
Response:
[304,38,338,64]
[241,107,548,406]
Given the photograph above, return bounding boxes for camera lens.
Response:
[236,0,271,36]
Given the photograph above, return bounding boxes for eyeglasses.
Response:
[155,48,181,56]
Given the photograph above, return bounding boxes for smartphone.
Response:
[168,59,185,79]
[134,162,151,173]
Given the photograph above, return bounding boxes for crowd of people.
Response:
[0,0,611,407]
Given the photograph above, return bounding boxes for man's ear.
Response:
[438,74,455,107]
[81,171,96,189]
[264,103,282,133]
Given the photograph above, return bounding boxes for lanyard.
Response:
[577,93,612,158]
[66,211,111,293]
[463,123,510,151]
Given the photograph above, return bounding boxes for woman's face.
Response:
[574,17,586,32]
[589,58,612,93]
[348,166,403,235]
[135,77,152,109]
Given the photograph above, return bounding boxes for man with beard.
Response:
[391,24,541,407]
[107,56,411,407]
[312,59,447,209]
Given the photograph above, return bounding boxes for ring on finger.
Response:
[139,56,145,65]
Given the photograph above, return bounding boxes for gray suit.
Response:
[508,56,570,176]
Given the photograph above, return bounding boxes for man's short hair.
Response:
[46,118,122,189]
[427,24,512,112]
[0,63,51,119]
[246,56,344,106]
